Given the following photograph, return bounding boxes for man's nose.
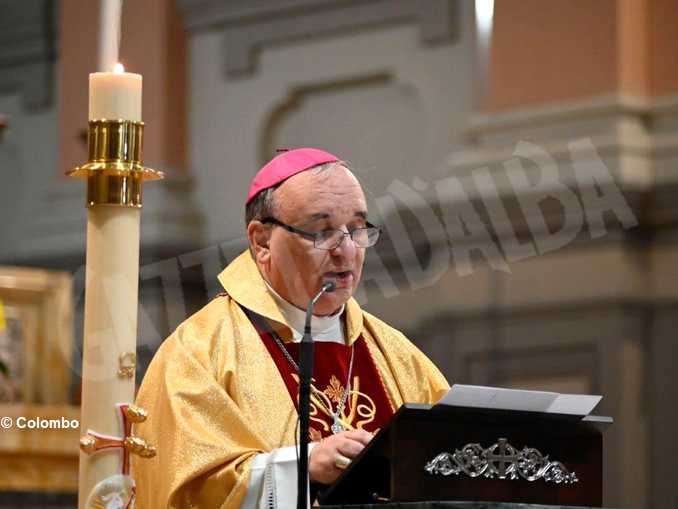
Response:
[329,232,357,257]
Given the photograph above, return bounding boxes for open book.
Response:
[436,384,602,416]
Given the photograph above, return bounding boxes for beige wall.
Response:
[487,0,618,110]
[57,0,99,177]
[648,0,678,95]
[487,0,678,111]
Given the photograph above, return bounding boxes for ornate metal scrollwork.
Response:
[425,438,578,485]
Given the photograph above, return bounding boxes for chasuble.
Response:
[131,250,449,508]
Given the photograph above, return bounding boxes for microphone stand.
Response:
[297,281,335,509]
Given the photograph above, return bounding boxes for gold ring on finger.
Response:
[334,454,351,470]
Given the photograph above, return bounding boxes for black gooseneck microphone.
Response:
[297,280,336,509]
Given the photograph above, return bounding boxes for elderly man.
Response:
[132,148,449,508]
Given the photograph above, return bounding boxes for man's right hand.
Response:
[308,429,373,485]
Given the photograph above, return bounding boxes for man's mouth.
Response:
[323,270,354,288]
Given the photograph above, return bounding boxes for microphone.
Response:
[304,281,335,331]
[297,281,336,509]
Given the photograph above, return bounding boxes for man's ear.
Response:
[247,221,271,264]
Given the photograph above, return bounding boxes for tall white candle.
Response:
[79,207,141,507]
[89,65,142,121]
[79,2,152,508]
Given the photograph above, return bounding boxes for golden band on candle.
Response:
[86,171,143,208]
[67,120,163,208]
[88,119,143,164]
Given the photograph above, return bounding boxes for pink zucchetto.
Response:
[245,147,340,205]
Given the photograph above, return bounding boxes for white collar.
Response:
[264,281,345,344]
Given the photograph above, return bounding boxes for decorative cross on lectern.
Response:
[80,403,156,475]
[485,438,518,478]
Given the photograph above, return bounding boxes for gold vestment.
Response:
[132,250,449,508]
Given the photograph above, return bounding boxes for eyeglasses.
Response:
[261,217,382,250]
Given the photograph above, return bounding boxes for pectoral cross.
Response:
[80,403,156,475]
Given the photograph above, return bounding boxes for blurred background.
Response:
[0,0,677,507]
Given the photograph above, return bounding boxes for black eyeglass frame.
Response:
[261,217,382,250]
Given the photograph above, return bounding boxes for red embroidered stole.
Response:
[246,310,394,440]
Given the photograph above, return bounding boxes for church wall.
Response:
[488,0,618,110]
[0,85,59,263]
[181,0,474,245]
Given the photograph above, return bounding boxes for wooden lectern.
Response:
[319,404,611,507]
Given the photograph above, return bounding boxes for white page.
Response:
[437,384,602,416]
[547,393,602,415]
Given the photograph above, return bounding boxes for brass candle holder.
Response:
[67,119,163,206]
